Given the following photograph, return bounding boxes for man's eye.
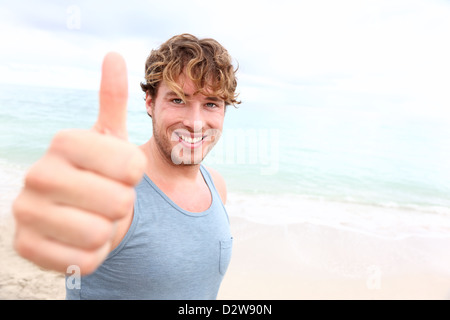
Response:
[172,99,184,104]
[206,103,217,108]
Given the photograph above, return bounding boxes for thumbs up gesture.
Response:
[12,53,146,275]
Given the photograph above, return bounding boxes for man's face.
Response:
[146,73,225,166]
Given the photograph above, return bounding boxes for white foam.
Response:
[226,192,450,239]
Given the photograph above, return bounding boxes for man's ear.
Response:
[145,91,153,118]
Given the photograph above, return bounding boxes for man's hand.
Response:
[12,52,146,275]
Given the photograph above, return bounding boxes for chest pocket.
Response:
[219,238,233,275]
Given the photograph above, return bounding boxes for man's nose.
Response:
[182,104,204,132]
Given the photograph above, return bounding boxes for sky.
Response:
[0,0,449,119]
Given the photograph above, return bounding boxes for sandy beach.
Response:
[0,215,66,300]
[219,216,450,300]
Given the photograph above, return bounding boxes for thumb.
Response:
[94,52,128,140]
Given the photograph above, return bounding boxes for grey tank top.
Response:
[66,165,233,300]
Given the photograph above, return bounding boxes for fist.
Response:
[12,53,146,275]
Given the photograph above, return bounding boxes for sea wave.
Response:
[225,192,450,240]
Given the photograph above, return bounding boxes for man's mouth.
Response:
[175,132,206,148]
[179,134,203,144]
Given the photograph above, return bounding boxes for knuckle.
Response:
[12,193,42,226]
[78,247,108,275]
[124,149,146,184]
[12,196,32,224]
[24,162,47,190]
[12,195,24,219]
[49,130,73,154]
[14,231,36,261]
[83,219,113,250]
[111,188,135,220]
[78,254,99,275]
[24,156,63,192]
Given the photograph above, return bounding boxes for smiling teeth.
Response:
[180,135,202,144]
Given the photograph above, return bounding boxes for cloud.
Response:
[0,0,449,118]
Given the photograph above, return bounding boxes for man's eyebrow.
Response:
[165,91,223,102]
[164,91,184,98]
[205,96,223,102]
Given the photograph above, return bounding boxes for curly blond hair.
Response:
[140,34,240,107]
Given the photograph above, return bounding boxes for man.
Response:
[12,34,240,299]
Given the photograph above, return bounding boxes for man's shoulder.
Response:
[204,166,227,205]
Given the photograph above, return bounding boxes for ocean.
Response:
[1,82,450,239]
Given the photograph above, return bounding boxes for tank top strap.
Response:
[199,165,219,197]
[200,165,228,220]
